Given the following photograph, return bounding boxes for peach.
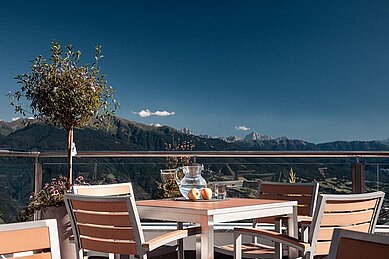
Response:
[201,188,212,200]
[188,188,201,201]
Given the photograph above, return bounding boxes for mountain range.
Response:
[1,117,389,152]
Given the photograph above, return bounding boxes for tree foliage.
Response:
[9,42,118,131]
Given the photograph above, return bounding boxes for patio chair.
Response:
[328,229,389,259]
[233,191,385,259]
[254,181,319,233]
[0,219,60,259]
[65,194,200,259]
[72,182,133,258]
[215,181,319,258]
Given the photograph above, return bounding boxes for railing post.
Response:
[34,157,43,220]
[352,160,365,194]
[376,164,380,191]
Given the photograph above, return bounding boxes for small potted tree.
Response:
[9,42,118,187]
[9,42,118,258]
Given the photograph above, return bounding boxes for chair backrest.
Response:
[328,229,389,259]
[257,181,319,217]
[65,194,145,258]
[309,191,385,257]
[0,219,60,259]
[72,182,133,196]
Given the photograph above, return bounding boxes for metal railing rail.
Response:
[33,150,389,158]
[4,149,389,158]
[0,149,40,157]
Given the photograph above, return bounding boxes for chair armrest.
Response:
[234,227,310,253]
[143,226,200,251]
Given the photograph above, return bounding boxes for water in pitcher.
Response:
[175,165,207,198]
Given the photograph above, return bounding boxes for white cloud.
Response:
[235,125,250,131]
[153,110,175,116]
[137,110,151,117]
[133,109,175,117]
[150,123,162,127]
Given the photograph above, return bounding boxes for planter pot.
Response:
[41,206,76,259]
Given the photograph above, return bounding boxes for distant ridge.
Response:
[1,117,389,151]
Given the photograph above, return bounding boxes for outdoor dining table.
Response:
[137,197,298,259]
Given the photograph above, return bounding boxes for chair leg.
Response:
[234,232,242,259]
[302,226,309,243]
[77,249,83,259]
[196,233,201,259]
[274,218,282,259]
[303,251,312,259]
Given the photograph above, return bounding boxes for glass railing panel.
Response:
[1,154,388,225]
[0,158,34,223]
[365,163,389,225]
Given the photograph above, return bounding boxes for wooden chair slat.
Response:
[73,185,131,196]
[254,206,311,225]
[71,200,128,212]
[320,209,374,226]
[297,206,311,216]
[78,224,135,240]
[336,237,389,259]
[74,211,132,227]
[324,199,377,212]
[260,184,315,195]
[254,216,279,224]
[315,241,331,256]
[329,229,389,259]
[0,227,50,254]
[317,223,370,241]
[80,237,137,254]
[12,253,52,259]
[259,194,312,205]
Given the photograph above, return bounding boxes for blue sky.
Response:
[1,1,389,143]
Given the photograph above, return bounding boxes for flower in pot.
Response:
[19,175,89,221]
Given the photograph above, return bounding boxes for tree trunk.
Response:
[67,127,73,187]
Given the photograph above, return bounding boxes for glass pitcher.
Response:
[174,164,207,198]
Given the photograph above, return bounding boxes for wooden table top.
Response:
[136,197,296,211]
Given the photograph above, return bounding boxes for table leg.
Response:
[177,222,184,259]
[287,205,298,259]
[199,215,214,259]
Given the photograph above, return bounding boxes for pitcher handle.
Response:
[174,167,182,187]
